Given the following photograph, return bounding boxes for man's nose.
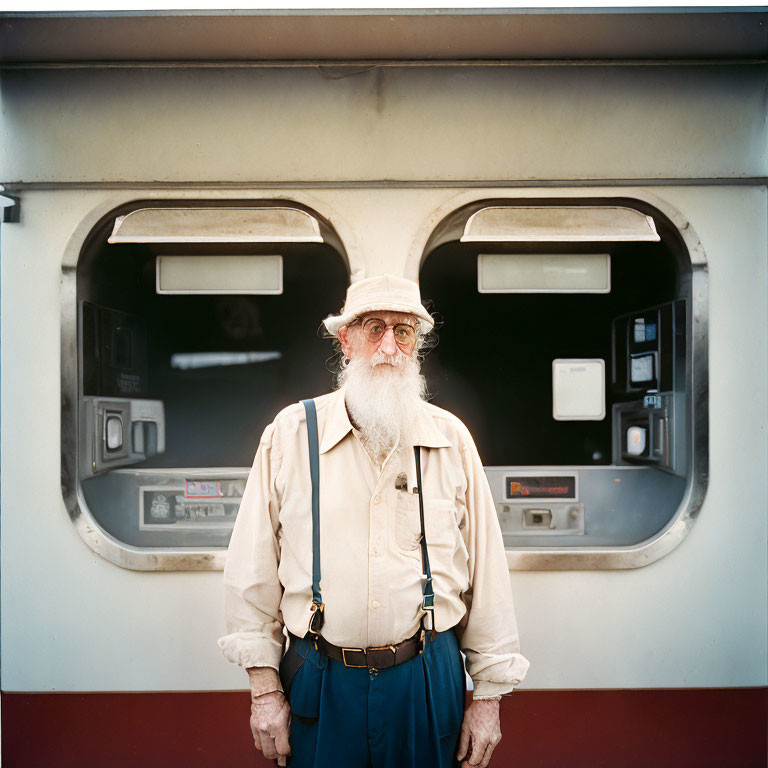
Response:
[378,327,398,355]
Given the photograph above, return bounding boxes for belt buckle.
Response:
[341,647,367,668]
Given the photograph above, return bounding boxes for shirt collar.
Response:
[319,388,355,454]
[319,387,452,454]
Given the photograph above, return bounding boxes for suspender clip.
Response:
[417,607,436,653]
[308,600,325,649]
[421,606,436,642]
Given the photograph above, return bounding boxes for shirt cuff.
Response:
[472,680,517,700]
[218,631,284,671]
[464,650,530,700]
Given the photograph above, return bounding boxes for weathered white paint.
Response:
[1,65,767,185]
[1,185,766,691]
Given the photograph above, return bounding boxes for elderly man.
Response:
[219,274,529,768]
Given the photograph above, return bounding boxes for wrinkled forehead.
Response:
[355,310,419,327]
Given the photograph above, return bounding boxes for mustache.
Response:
[369,351,404,367]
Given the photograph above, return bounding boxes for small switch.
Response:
[132,421,144,453]
[144,422,158,457]
[105,415,123,451]
[653,416,665,456]
[133,421,158,457]
[523,509,553,528]
[627,426,647,456]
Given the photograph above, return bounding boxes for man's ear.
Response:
[338,325,352,358]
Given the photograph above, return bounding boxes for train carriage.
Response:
[0,8,766,767]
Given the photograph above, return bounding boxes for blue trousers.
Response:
[281,629,466,768]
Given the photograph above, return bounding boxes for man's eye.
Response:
[368,322,384,335]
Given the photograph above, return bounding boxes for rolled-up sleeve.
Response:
[454,426,530,699]
[218,422,285,671]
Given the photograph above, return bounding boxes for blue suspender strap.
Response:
[414,446,436,636]
[301,399,325,642]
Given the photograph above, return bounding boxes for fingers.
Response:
[464,734,488,768]
[465,728,500,768]
[273,723,292,757]
[252,730,266,755]
[477,739,495,768]
[456,724,470,761]
[257,732,279,761]
[256,724,292,762]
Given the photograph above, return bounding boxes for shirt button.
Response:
[373,495,381,504]
[371,600,380,609]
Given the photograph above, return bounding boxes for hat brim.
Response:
[323,301,434,337]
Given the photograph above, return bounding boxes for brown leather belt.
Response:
[292,628,426,671]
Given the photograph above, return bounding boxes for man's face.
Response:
[338,311,418,365]
[337,310,426,453]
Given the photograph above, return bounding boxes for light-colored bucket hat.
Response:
[323,274,434,337]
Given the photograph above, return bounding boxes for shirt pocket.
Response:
[394,492,459,552]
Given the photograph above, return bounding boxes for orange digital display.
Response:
[506,476,576,499]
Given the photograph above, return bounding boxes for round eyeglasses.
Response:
[354,317,417,348]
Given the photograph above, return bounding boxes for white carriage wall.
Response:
[1,65,766,183]
[1,63,767,692]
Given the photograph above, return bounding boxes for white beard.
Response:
[338,351,428,462]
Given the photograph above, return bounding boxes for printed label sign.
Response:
[185,480,223,499]
[506,476,576,500]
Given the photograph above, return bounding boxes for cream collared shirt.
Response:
[218,387,530,698]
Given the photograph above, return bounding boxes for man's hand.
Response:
[456,699,502,768]
[250,690,292,767]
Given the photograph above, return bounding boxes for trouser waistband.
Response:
[289,626,441,671]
